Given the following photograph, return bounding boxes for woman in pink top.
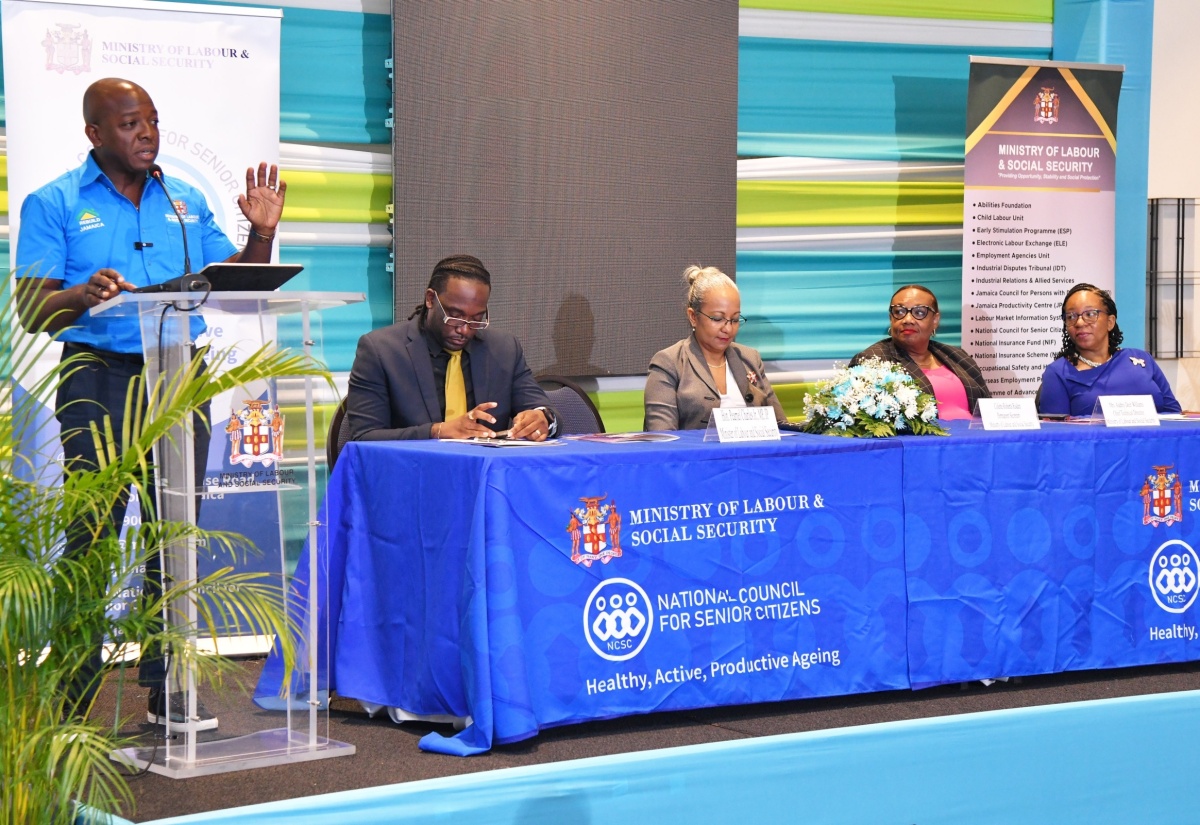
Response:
[849,284,991,420]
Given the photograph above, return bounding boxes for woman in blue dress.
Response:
[1037,282,1181,416]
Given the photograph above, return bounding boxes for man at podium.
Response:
[12,77,288,730]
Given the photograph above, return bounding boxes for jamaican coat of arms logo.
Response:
[1034,86,1059,124]
[1142,465,1183,528]
[42,23,92,75]
[566,495,623,566]
[226,400,284,468]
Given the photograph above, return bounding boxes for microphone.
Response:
[150,164,191,275]
[134,272,211,293]
[135,164,209,294]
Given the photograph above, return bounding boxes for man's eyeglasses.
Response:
[1063,308,1105,325]
[433,292,490,330]
[889,305,934,320]
[696,311,748,329]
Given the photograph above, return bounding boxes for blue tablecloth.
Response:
[257,422,1200,754]
[260,431,911,754]
[905,420,1200,687]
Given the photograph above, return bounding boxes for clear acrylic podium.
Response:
[93,290,361,778]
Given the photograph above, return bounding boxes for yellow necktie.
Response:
[444,349,467,421]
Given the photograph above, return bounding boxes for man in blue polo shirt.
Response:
[14,77,287,731]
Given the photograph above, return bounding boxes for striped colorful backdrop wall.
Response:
[735,0,1053,365]
[0,1,1156,387]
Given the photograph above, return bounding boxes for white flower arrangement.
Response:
[800,357,948,437]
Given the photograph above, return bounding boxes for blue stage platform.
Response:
[143,686,1200,824]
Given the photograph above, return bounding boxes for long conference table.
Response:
[257,421,1200,755]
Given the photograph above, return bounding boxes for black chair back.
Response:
[536,375,605,435]
[326,397,352,469]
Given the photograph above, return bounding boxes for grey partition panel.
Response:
[392,0,737,376]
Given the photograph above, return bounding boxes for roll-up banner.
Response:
[3,0,283,640]
[962,57,1123,397]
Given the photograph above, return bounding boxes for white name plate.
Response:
[977,398,1040,430]
[1098,395,1160,428]
[711,407,781,443]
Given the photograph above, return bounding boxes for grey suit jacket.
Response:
[347,316,552,440]
[644,336,786,431]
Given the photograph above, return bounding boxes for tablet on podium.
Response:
[198,262,303,291]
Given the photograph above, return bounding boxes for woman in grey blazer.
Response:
[644,266,787,431]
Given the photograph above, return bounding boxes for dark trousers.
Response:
[57,343,211,705]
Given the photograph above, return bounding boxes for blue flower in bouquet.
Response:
[799,358,947,438]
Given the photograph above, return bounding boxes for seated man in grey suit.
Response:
[347,254,557,441]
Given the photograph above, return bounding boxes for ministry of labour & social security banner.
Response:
[962,57,1123,397]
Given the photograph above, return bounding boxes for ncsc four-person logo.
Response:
[1150,539,1200,614]
[583,578,652,662]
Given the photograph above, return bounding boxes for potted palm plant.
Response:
[0,297,330,824]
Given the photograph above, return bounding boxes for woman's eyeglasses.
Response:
[1063,308,1105,324]
[889,305,934,320]
[696,311,748,329]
